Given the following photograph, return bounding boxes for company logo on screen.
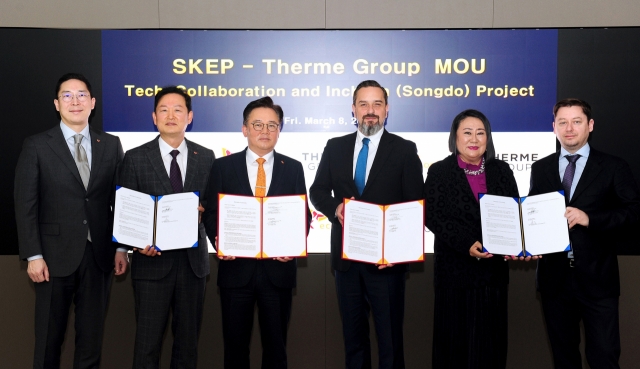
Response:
[310,209,330,230]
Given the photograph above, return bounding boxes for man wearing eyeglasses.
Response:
[14,73,127,368]
[203,96,310,369]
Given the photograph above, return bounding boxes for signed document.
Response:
[217,194,307,258]
[113,186,200,251]
[342,199,424,265]
[479,191,570,256]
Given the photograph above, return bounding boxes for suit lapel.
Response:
[87,126,105,191]
[146,136,173,194]
[267,151,284,196]
[363,130,392,196]
[233,148,253,195]
[339,132,359,195]
[183,139,200,192]
[46,126,84,189]
[571,150,603,203]
[545,152,563,191]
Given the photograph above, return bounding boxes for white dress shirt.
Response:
[352,127,384,183]
[60,121,92,169]
[246,148,274,196]
[158,137,188,184]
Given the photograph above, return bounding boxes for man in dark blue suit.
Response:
[309,80,424,369]
[529,98,640,369]
[203,96,310,369]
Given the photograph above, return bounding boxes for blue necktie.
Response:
[354,138,370,195]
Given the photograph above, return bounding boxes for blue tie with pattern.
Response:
[562,154,581,200]
[354,138,370,195]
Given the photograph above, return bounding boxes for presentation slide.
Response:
[102,29,558,253]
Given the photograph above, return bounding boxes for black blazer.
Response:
[117,136,215,280]
[309,130,424,272]
[203,149,310,289]
[529,149,640,298]
[15,125,124,277]
[424,154,519,289]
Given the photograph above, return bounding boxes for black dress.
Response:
[424,154,519,369]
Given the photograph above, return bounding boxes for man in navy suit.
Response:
[117,86,215,369]
[203,96,310,369]
[309,80,424,369]
[529,98,640,369]
[15,73,127,369]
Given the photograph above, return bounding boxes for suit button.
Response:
[83,220,87,224]
[85,198,89,202]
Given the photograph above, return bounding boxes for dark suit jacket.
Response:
[309,130,424,272]
[203,148,310,289]
[529,149,640,298]
[424,154,519,289]
[15,125,124,277]
[117,136,215,280]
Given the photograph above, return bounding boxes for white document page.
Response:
[343,200,383,264]
[218,194,262,258]
[521,191,570,255]
[113,187,155,248]
[479,194,523,255]
[383,201,425,264]
[154,192,200,251]
[262,195,307,258]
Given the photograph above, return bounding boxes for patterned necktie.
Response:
[74,134,92,241]
[73,134,90,189]
[256,158,266,197]
[562,154,581,199]
[169,150,183,193]
[354,138,370,195]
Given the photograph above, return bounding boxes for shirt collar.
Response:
[246,147,275,163]
[60,121,90,142]
[356,127,384,146]
[158,136,188,157]
[560,143,590,160]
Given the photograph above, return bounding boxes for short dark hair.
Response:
[448,109,496,162]
[352,80,388,105]
[154,86,192,112]
[553,98,592,121]
[55,73,93,98]
[242,96,284,131]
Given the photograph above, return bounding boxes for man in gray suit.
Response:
[14,73,127,369]
[117,86,215,369]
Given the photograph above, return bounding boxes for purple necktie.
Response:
[562,154,581,199]
[169,150,183,193]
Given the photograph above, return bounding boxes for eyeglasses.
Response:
[250,122,280,132]
[58,92,91,102]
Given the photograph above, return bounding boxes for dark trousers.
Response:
[220,262,292,369]
[335,262,406,369]
[132,251,206,369]
[432,286,508,369]
[541,273,620,369]
[33,241,112,369]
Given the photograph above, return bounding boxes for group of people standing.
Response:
[14,73,640,369]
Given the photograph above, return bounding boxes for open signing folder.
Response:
[342,199,424,265]
[217,194,308,258]
[479,191,570,256]
[112,186,200,251]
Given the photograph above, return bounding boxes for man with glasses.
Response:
[15,73,127,368]
[117,86,215,369]
[203,96,310,369]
